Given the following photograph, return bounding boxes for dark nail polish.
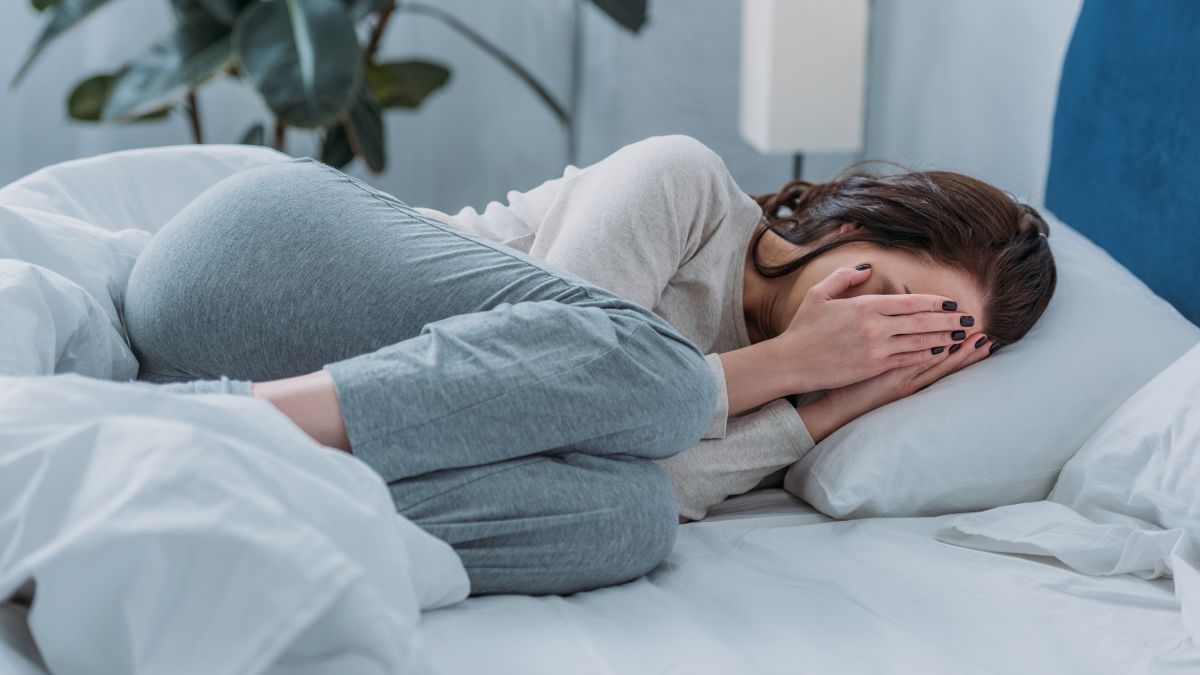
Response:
[931,346,945,355]
[960,315,975,327]
[951,330,966,341]
[942,300,957,311]
[855,263,871,271]
[949,343,961,354]
[975,336,988,348]
[989,343,1001,354]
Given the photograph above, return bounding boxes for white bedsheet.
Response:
[0,375,469,675]
[420,490,1199,675]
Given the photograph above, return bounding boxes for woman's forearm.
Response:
[718,339,799,417]
[794,396,846,444]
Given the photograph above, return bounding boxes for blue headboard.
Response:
[1045,0,1200,325]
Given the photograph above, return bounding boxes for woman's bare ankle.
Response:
[251,370,352,453]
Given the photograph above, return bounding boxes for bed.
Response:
[3,1,1199,673]
[420,2,1200,672]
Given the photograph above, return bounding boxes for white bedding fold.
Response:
[939,342,1200,649]
[0,375,469,675]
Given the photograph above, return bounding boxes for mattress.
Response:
[420,489,1199,674]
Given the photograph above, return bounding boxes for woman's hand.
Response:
[776,265,973,394]
[796,330,992,442]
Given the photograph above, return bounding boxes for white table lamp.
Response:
[739,0,869,180]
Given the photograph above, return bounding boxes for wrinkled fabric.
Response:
[940,341,1200,644]
[0,261,136,379]
[421,490,1200,675]
[0,375,469,675]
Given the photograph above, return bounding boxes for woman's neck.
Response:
[743,235,787,344]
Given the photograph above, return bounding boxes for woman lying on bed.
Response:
[122,135,1055,597]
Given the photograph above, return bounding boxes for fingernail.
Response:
[989,343,1001,354]
[854,263,871,271]
[949,343,961,354]
[931,346,945,354]
[951,330,966,341]
[942,300,957,311]
[974,336,988,348]
[960,315,975,327]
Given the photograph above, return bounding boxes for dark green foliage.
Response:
[67,72,171,121]
[239,121,265,145]
[234,0,362,128]
[103,15,232,120]
[366,60,451,109]
[591,0,648,32]
[17,0,649,172]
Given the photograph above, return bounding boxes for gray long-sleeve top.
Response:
[416,135,815,520]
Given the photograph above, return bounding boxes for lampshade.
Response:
[739,0,869,154]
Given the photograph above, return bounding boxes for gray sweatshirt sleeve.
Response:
[656,399,816,521]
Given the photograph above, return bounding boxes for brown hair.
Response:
[752,170,1056,348]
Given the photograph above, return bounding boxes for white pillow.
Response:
[1050,340,1200,529]
[938,342,1200,642]
[0,261,138,380]
[784,214,1200,517]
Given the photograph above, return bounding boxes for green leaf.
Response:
[239,121,265,145]
[196,0,253,25]
[31,0,60,12]
[344,88,385,172]
[365,60,449,109]
[67,72,170,122]
[320,124,354,169]
[590,0,647,32]
[102,18,232,121]
[170,0,219,22]
[234,0,362,129]
[14,0,121,85]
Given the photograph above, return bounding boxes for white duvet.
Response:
[0,146,469,674]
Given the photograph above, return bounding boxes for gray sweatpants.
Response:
[122,158,716,596]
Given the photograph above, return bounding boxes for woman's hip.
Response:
[122,158,615,382]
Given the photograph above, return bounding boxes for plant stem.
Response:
[567,0,584,165]
[403,2,570,127]
[273,119,287,151]
[365,0,398,61]
[186,90,204,144]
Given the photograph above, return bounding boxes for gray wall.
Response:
[0,0,1081,212]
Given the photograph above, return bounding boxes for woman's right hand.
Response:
[795,329,992,443]
[775,265,973,394]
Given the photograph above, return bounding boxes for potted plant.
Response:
[12,0,648,171]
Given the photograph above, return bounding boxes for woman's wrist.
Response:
[794,396,846,444]
[718,339,800,417]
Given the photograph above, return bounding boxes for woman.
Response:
[123,135,1055,596]
[412,135,1056,521]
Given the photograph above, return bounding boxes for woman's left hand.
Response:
[797,331,992,443]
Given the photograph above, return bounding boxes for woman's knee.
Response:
[544,457,679,594]
[606,306,718,458]
[447,456,680,596]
